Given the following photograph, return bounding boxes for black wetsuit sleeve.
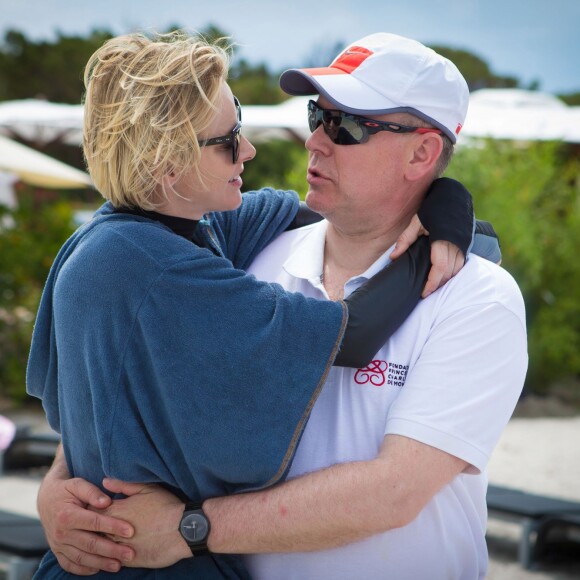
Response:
[418,177,474,256]
[335,237,430,368]
[474,219,497,238]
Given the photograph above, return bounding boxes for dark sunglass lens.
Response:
[321,111,364,145]
[337,117,365,144]
[308,103,320,133]
[321,110,341,142]
[307,102,365,145]
[233,129,241,163]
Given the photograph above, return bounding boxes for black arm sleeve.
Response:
[418,177,474,255]
[334,237,430,368]
[332,178,473,368]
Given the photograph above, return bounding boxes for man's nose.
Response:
[305,124,332,155]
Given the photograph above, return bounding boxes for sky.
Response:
[1,0,579,95]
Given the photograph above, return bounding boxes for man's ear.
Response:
[405,134,443,182]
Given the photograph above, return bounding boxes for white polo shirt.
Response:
[243,221,528,580]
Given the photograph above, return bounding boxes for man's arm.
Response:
[205,434,467,553]
[87,434,466,568]
[98,284,526,563]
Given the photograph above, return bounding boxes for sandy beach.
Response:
[1,403,579,578]
[486,412,580,579]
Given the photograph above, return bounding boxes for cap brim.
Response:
[280,67,400,115]
[280,67,344,95]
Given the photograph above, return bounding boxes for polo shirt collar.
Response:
[283,220,397,291]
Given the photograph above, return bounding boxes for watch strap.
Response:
[184,501,204,511]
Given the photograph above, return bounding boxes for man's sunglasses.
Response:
[307,100,442,145]
[198,96,242,163]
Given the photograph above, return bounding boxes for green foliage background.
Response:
[242,140,308,196]
[448,141,580,396]
[0,193,75,402]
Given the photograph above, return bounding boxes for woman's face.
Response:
[159,82,256,219]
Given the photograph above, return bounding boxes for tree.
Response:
[0,29,113,103]
[2,27,547,107]
[559,92,580,106]
[229,60,287,105]
[303,40,346,68]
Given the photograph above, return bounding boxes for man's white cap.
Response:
[280,33,469,143]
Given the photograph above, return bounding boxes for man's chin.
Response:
[305,191,331,218]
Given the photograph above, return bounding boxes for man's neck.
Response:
[322,222,402,301]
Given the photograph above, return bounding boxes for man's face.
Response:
[304,97,422,233]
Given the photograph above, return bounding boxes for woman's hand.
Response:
[390,214,465,298]
[37,446,135,574]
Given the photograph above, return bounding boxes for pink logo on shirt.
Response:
[354,360,388,387]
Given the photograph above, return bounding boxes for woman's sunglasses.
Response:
[198,96,242,163]
[307,100,442,145]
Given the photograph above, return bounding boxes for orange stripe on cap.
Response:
[299,46,373,77]
[332,46,373,73]
[298,66,348,76]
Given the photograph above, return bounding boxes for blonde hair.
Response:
[83,31,230,209]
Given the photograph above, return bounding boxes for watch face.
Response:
[181,512,209,544]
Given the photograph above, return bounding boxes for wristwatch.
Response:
[179,502,211,555]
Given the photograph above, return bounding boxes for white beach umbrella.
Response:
[0,134,92,189]
[0,99,84,145]
[461,89,580,144]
